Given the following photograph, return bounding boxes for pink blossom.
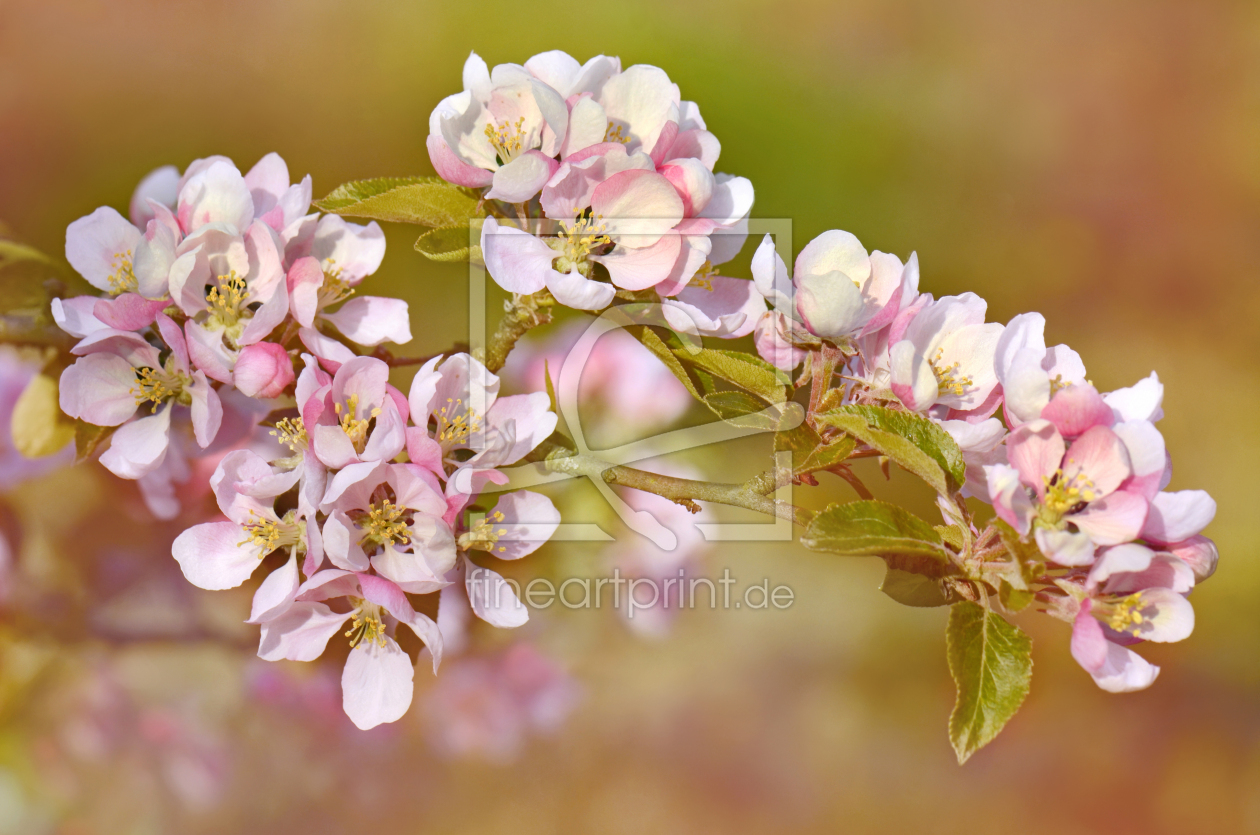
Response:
[994,313,1088,426]
[888,292,1004,415]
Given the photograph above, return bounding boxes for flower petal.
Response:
[258,601,349,662]
[172,520,264,590]
[341,635,414,730]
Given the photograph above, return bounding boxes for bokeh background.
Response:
[2,1,1259,832]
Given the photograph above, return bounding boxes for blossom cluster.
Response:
[50,156,563,729]
[432,50,753,310]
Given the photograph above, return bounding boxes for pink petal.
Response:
[247,551,300,624]
[99,405,172,479]
[172,520,265,590]
[591,169,684,247]
[489,491,560,560]
[257,602,349,661]
[485,150,560,203]
[58,354,138,426]
[464,557,529,627]
[1141,490,1216,545]
[341,635,414,730]
[592,233,681,291]
[1071,489,1149,546]
[1062,425,1132,498]
[1167,535,1218,583]
[177,159,254,234]
[65,207,141,292]
[480,217,552,295]
[285,256,324,328]
[323,297,412,347]
[1071,602,1108,673]
[92,294,168,331]
[427,135,494,188]
[1040,383,1113,438]
[1089,642,1160,693]
[233,342,294,399]
[188,370,223,448]
[129,165,180,228]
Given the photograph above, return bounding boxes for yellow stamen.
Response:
[930,347,973,398]
[358,499,411,548]
[457,510,509,554]
[1038,463,1098,525]
[131,362,189,411]
[1104,592,1147,637]
[436,397,483,446]
[334,394,379,454]
[319,260,355,309]
[548,210,611,277]
[206,272,248,328]
[690,261,720,292]
[345,600,388,649]
[603,122,630,144]
[239,509,304,556]
[484,116,528,164]
[270,417,308,453]
[107,251,137,295]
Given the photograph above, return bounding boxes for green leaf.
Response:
[881,567,949,608]
[998,580,1035,613]
[792,435,857,477]
[10,373,74,457]
[934,525,966,551]
[800,500,952,561]
[947,601,1033,764]
[414,223,484,265]
[314,176,484,227]
[815,404,966,496]
[675,346,788,403]
[632,326,705,400]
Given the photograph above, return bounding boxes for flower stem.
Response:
[481,290,555,373]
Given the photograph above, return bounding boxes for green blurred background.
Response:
[2,0,1259,832]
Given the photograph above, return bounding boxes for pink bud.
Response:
[233,342,294,399]
[1166,535,1219,583]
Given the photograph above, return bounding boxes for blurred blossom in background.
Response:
[1,1,1259,833]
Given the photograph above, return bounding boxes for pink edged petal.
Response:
[754,312,806,372]
[406,428,447,481]
[660,158,714,217]
[99,405,171,479]
[285,256,324,328]
[545,267,617,310]
[697,174,754,227]
[258,602,349,662]
[591,169,684,245]
[244,152,290,211]
[994,312,1045,382]
[1089,642,1160,693]
[489,491,560,559]
[485,150,560,203]
[298,327,356,371]
[408,514,457,577]
[233,342,295,399]
[342,635,414,730]
[321,460,385,510]
[131,216,180,299]
[389,463,446,515]
[188,370,223,448]
[129,165,180,227]
[1104,372,1164,423]
[386,383,410,424]
[404,611,444,674]
[332,355,389,416]
[1168,535,1218,583]
[58,354,138,425]
[464,557,529,628]
[663,276,763,338]
[665,128,721,169]
[1141,490,1216,545]
[649,120,680,166]
[1087,542,1156,590]
[311,424,362,471]
[482,392,557,464]
[1034,526,1097,566]
[426,135,494,188]
[184,321,236,384]
[309,215,387,283]
[177,159,253,234]
[794,229,870,285]
[592,232,681,291]
[70,329,161,367]
[172,520,265,590]
[321,510,371,572]
[1112,420,1165,500]
[480,217,551,295]
[296,568,361,603]
[1040,383,1113,439]
[238,279,289,347]
[1000,347,1052,425]
[1071,603,1108,673]
[1062,425,1132,498]
[888,340,939,412]
[357,573,415,623]
[984,464,1036,534]
[1131,588,1194,643]
[65,207,141,292]
[1071,489,1149,546]
[92,294,168,331]
[371,541,449,594]
[362,399,407,463]
[599,64,679,153]
[1099,553,1195,596]
[323,297,412,346]
[559,94,608,158]
[152,312,188,372]
[405,356,442,421]
[706,215,749,266]
[51,296,109,339]
[246,551,300,624]
[1006,419,1065,497]
[211,448,280,522]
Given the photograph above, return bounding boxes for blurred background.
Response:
[1,0,1259,832]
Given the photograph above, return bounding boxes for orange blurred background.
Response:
[1,1,1258,832]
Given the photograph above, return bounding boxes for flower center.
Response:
[318,261,355,310]
[603,122,630,144]
[345,600,387,650]
[930,347,973,398]
[690,261,719,292]
[1038,466,1098,524]
[206,272,249,330]
[457,510,508,554]
[334,394,379,454]
[549,211,611,277]
[108,251,137,295]
[358,499,411,549]
[132,359,190,410]
[484,116,528,165]
[1101,592,1146,637]
[270,417,308,453]
[436,397,483,447]
[239,510,305,556]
